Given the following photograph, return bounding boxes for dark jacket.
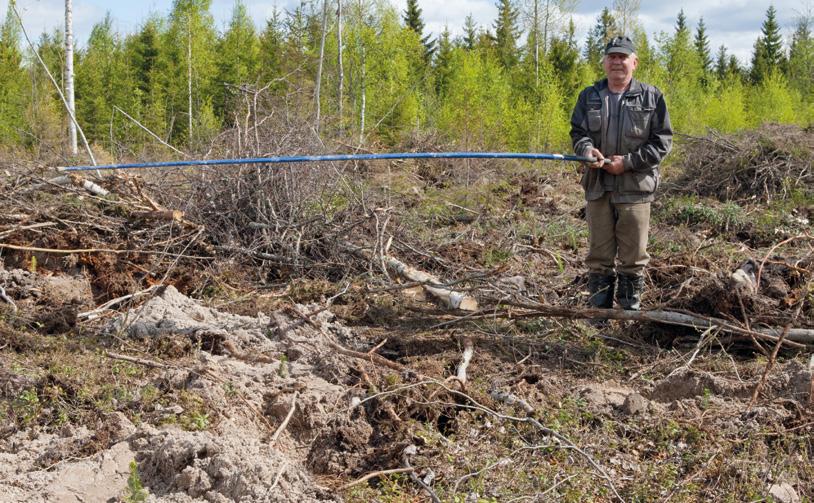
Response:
[570,78,673,203]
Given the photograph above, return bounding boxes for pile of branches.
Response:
[672,124,813,202]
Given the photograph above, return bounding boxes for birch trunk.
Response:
[337,0,344,133]
[359,45,366,144]
[315,0,329,133]
[187,16,193,149]
[64,0,77,155]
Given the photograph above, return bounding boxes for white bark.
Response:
[65,0,77,155]
[10,3,95,167]
[315,0,329,133]
[187,16,193,148]
[359,45,366,144]
[337,0,344,132]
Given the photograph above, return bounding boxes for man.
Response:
[569,35,672,310]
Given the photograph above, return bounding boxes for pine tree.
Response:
[694,17,712,78]
[493,0,520,68]
[403,0,434,60]
[463,14,478,50]
[751,5,785,82]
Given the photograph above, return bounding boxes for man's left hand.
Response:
[604,155,625,175]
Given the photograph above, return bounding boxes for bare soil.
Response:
[1,125,813,502]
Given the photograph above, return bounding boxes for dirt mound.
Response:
[672,124,814,202]
[134,427,337,502]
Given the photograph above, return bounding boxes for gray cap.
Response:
[604,36,635,55]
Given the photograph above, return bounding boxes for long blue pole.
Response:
[57,151,605,172]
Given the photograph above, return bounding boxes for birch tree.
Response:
[65,0,77,154]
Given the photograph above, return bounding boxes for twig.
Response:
[78,285,162,321]
[454,338,474,388]
[748,281,810,409]
[0,286,17,313]
[337,467,415,490]
[0,242,213,260]
[269,391,298,446]
[105,351,167,369]
[756,234,812,289]
[402,445,441,503]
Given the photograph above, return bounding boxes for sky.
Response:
[2,0,811,65]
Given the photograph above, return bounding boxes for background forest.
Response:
[0,0,812,161]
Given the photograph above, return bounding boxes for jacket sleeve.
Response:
[570,89,594,158]
[625,92,672,173]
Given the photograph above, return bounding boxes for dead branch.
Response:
[105,351,167,369]
[338,467,415,491]
[269,391,298,447]
[455,338,474,388]
[286,305,407,372]
[0,286,17,313]
[78,285,162,321]
[495,300,814,346]
[748,281,810,408]
[402,445,441,503]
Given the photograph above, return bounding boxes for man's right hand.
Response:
[587,148,605,169]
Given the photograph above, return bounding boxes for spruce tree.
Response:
[694,17,712,77]
[403,0,434,61]
[751,5,785,82]
[215,1,260,120]
[715,44,728,81]
[788,14,813,99]
[461,14,478,50]
[493,0,520,68]
[548,19,580,96]
[259,9,284,86]
[0,3,25,143]
[584,8,616,72]
[434,26,454,95]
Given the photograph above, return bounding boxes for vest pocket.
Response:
[624,107,653,139]
[587,109,601,132]
[621,171,656,193]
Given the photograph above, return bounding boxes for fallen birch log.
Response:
[42,175,109,197]
[342,242,478,311]
[501,301,814,346]
[383,255,478,311]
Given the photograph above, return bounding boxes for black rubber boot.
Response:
[587,273,616,308]
[617,273,644,311]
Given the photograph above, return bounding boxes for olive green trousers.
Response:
[585,192,650,276]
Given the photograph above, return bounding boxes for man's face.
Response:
[603,52,638,83]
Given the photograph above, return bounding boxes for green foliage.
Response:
[0,3,25,144]
[751,5,786,83]
[703,76,747,132]
[788,14,814,101]
[0,0,811,156]
[125,460,148,503]
[214,1,260,120]
[493,0,520,68]
[749,72,798,126]
[584,7,616,74]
